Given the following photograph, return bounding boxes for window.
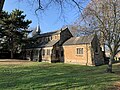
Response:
[49,36,52,40]
[76,48,83,55]
[95,45,98,53]
[61,51,64,57]
[45,37,48,42]
[55,35,57,39]
[26,50,30,56]
[55,35,58,39]
[47,49,51,55]
[34,50,38,56]
[46,37,50,41]
[50,36,52,40]
[42,49,45,56]
[55,50,59,58]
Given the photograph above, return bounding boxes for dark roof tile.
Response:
[63,35,95,45]
[34,40,59,48]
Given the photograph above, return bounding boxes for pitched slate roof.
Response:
[25,44,34,49]
[28,27,71,41]
[29,30,61,41]
[34,40,59,48]
[44,40,59,47]
[39,30,61,37]
[63,34,95,45]
[25,40,59,49]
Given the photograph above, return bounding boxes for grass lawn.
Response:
[0,61,120,90]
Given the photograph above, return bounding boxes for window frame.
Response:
[33,50,39,56]
[61,51,64,57]
[42,49,45,57]
[76,48,83,55]
[47,49,51,55]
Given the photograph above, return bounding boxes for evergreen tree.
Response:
[0,9,32,58]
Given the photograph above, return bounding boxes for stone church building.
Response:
[24,26,104,66]
[63,34,104,65]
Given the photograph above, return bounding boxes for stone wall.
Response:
[91,36,104,65]
[59,28,73,45]
[63,44,93,65]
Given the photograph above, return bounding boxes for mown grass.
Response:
[0,62,120,90]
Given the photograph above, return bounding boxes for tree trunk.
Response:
[106,56,113,73]
[10,37,14,59]
[10,50,14,59]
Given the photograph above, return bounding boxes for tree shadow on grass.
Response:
[0,63,120,90]
[14,66,120,89]
[113,63,120,75]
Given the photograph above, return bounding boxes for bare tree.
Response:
[0,0,5,12]
[17,0,88,22]
[79,0,120,72]
[30,0,85,12]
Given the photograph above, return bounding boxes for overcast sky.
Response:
[3,0,90,33]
